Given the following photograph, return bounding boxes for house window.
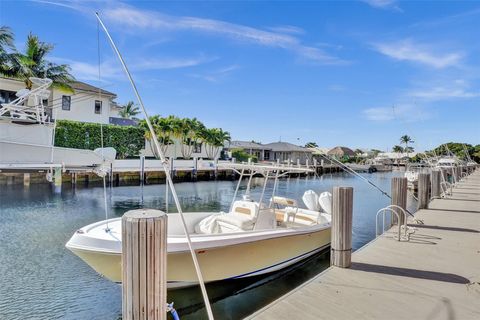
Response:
[264,150,270,160]
[62,96,71,111]
[193,142,202,153]
[94,100,102,114]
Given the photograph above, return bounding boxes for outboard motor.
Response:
[318,192,332,215]
[302,190,320,211]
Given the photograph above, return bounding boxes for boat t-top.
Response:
[66,162,332,288]
[0,77,115,174]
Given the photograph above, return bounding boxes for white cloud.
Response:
[363,106,396,121]
[102,5,346,65]
[363,104,428,122]
[51,57,121,81]
[267,25,305,35]
[373,39,463,68]
[362,0,401,10]
[133,56,217,70]
[409,79,480,100]
[327,84,346,92]
[190,64,240,82]
[52,55,213,81]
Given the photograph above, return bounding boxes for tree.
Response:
[473,145,480,162]
[371,149,382,157]
[400,135,414,156]
[177,117,205,159]
[200,127,231,159]
[392,145,404,153]
[7,33,75,92]
[305,142,318,148]
[140,115,178,158]
[118,101,140,119]
[433,142,472,159]
[0,26,14,76]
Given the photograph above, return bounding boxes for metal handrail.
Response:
[375,205,410,241]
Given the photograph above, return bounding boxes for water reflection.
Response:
[0,171,415,319]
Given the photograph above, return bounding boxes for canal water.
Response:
[0,171,416,319]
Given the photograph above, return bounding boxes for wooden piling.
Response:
[391,177,407,225]
[331,186,353,268]
[23,173,30,187]
[71,172,77,186]
[53,167,62,193]
[140,156,145,185]
[431,170,441,199]
[417,173,431,210]
[122,209,167,320]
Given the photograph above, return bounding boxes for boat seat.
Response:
[194,200,259,234]
[216,200,259,232]
[216,213,255,231]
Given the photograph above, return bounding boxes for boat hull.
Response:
[69,228,331,288]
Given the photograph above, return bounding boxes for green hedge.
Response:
[54,120,145,159]
[231,148,258,163]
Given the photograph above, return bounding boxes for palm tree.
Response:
[400,135,414,157]
[8,33,75,92]
[305,142,318,148]
[118,101,140,119]
[178,117,205,159]
[392,145,404,153]
[200,128,231,159]
[0,26,14,76]
[140,115,177,158]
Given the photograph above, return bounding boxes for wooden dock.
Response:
[248,170,480,320]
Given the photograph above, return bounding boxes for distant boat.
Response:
[0,77,115,173]
[66,163,332,288]
[435,156,459,169]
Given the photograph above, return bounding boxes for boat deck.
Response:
[247,171,480,320]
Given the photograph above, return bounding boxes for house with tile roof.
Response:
[0,77,133,125]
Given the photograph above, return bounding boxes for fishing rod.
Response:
[95,12,214,319]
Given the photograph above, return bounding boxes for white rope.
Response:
[95,13,214,319]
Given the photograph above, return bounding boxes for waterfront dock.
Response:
[248,170,480,320]
[0,158,342,186]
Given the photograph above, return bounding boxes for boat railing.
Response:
[440,181,452,197]
[0,77,53,124]
[375,205,411,241]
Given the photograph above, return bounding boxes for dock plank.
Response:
[248,171,480,320]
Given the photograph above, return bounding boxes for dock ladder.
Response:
[375,205,413,241]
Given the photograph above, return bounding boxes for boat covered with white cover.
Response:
[66,163,332,288]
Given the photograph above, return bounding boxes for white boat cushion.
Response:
[216,213,255,230]
[195,213,222,234]
[195,201,259,234]
[231,200,259,218]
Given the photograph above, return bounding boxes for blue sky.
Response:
[1,0,479,151]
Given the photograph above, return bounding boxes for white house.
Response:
[0,77,130,125]
[224,140,313,164]
[223,140,272,161]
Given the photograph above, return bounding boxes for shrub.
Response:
[54,120,145,159]
[231,148,258,163]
